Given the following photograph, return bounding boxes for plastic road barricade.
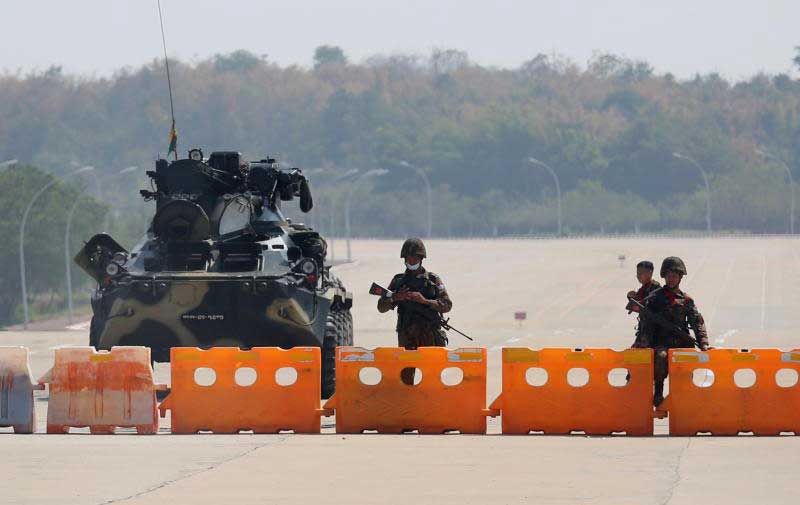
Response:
[159,347,328,434]
[41,346,164,434]
[324,346,493,434]
[666,348,800,435]
[490,348,654,435]
[0,347,42,433]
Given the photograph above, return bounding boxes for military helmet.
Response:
[660,256,687,277]
[400,237,427,258]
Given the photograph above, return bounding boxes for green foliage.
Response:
[213,50,263,73]
[0,165,107,325]
[794,47,800,72]
[313,45,347,70]
[5,47,800,323]
[1,47,800,249]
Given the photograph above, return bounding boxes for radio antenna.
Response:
[157,0,178,160]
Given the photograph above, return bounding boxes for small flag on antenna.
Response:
[167,119,177,157]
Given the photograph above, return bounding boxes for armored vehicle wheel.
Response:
[321,308,353,399]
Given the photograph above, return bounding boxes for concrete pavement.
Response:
[2,237,800,505]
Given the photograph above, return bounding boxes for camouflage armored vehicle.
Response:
[75,149,353,397]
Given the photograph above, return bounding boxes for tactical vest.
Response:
[394,271,441,331]
[646,289,694,348]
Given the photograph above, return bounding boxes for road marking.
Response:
[558,246,659,325]
[684,246,712,290]
[761,250,767,331]
[707,257,736,328]
[489,336,527,352]
[714,329,738,346]
[791,244,800,272]
[557,268,629,319]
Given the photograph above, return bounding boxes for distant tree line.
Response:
[0,165,106,325]
[3,46,800,323]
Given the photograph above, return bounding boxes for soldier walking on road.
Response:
[634,256,709,407]
[377,238,453,385]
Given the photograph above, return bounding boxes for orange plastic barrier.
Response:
[0,347,44,433]
[41,347,164,434]
[666,348,800,435]
[159,347,328,434]
[489,348,654,435]
[324,346,493,434]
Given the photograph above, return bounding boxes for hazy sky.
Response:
[1,1,798,80]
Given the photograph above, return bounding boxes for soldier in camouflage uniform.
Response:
[626,260,661,347]
[377,238,453,384]
[635,256,709,407]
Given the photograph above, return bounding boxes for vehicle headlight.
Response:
[112,252,128,265]
[299,259,317,275]
[105,263,120,276]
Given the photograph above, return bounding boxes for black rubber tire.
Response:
[321,308,354,399]
[343,311,354,345]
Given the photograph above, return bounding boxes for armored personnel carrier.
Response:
[75,149,353,397]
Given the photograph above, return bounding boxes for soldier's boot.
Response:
[654,381,664,407]
[653,347,668,407]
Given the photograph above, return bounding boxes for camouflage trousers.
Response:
[398,329,448,385]
[654,347,670,383]
[631,344,670,383]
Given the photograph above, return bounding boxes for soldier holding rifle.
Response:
[630,256,709,407]
[375,238,453,384]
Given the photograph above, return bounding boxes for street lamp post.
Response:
[100,167,138,233]
[399,161,433,238]
[756,149,794,234]
[19,165,94,329]
[328,196,336,264]
[64,166,136,325]
[330,168,360,265]
[306,167,360,265]
[527,157,562,236]
[345,169,388,262]
[673,153,712,233]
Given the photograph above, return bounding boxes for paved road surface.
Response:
[2,238,799,505]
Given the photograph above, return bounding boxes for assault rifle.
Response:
[369,282,474,341]
[626,295,700,349]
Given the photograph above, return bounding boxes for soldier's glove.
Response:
[625,292,639,313]
[392,289,410,302]
[405,291,430,305]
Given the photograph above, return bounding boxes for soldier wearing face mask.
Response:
[377,238,453,384]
